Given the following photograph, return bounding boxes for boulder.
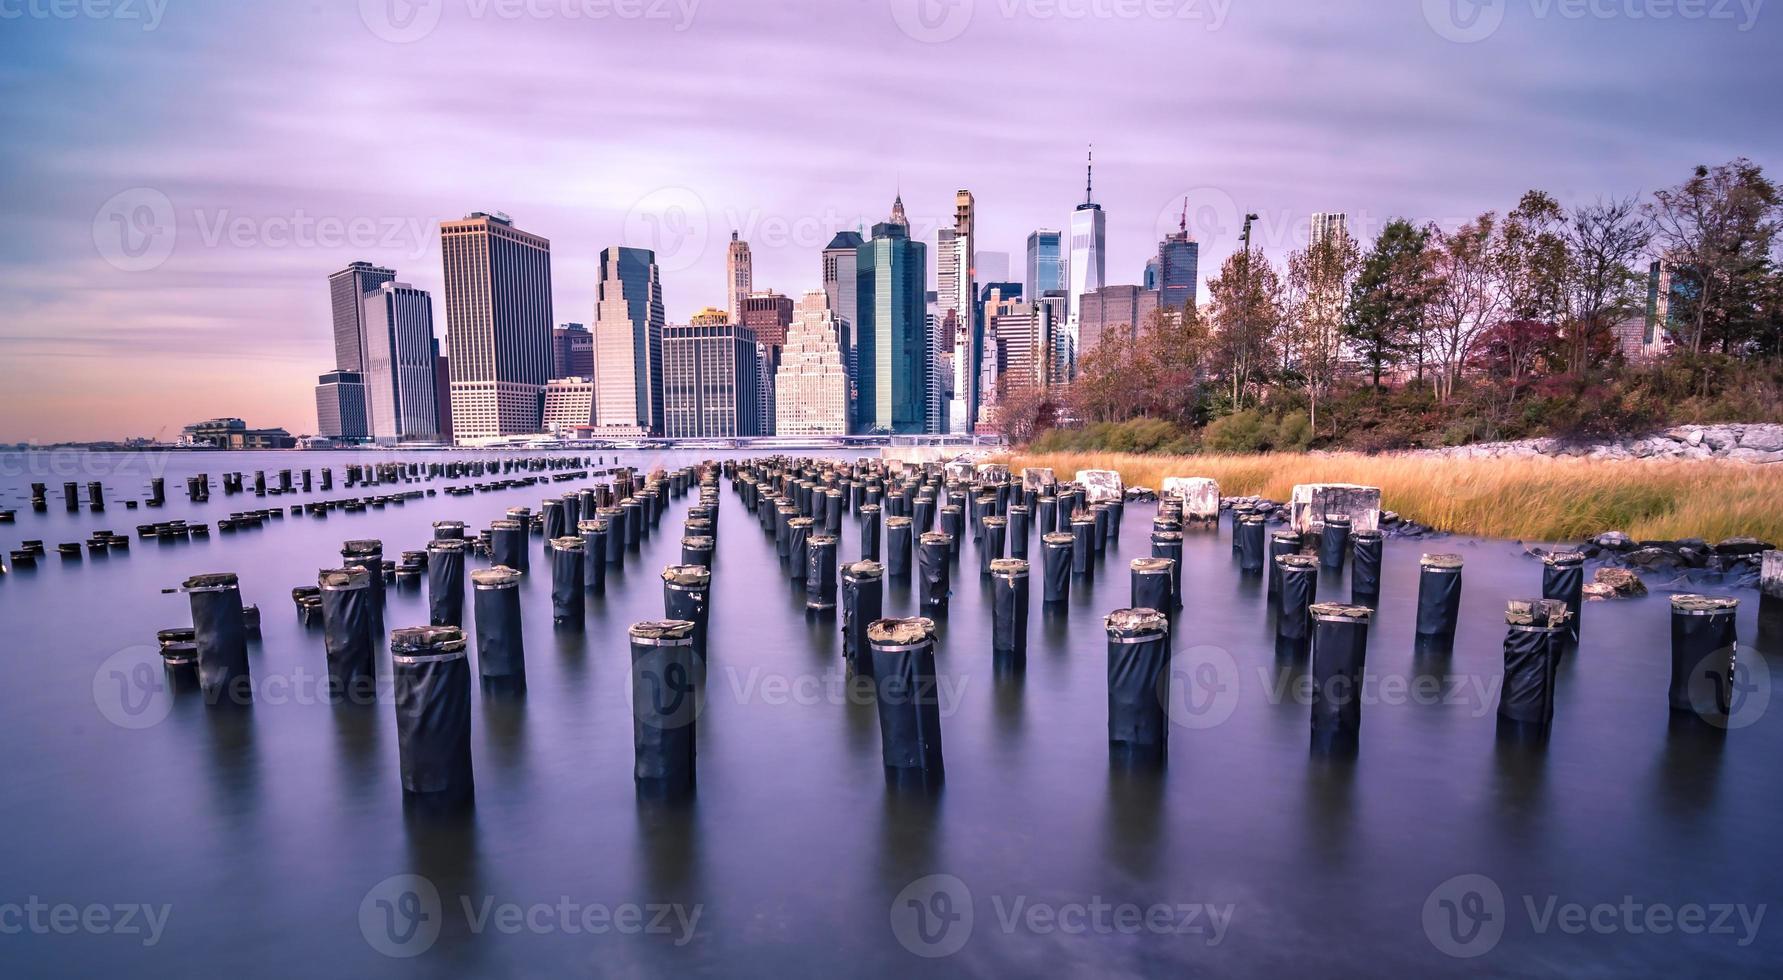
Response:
[1623,547,1676,572]
[1020,467,1056,493]
[1160,477,1221,523]
[1124,486,1158,502]
[1592,531,1634,551]
[1074,469,1125,504]
[1738,425,1783,452]
[1714,537,1773,557]
[1582,582,1617,601]
[973,463,1010,482]
[944,460,974,482]
[1289,483,1382,535]
[1593,567,1648,598]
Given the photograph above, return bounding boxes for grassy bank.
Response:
[995,451,1783,544]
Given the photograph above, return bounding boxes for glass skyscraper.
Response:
[592,245,666,435]
[854,206,929,435]
[1025,229,1063,311]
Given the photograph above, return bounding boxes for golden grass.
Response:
[996,451,1783,544]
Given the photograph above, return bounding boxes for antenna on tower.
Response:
[1084,144,1094,206]
[1180,197,1188,236]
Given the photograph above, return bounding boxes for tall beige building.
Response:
[774,290,848,435]
[440,212,553,441]
[726,232,752,322]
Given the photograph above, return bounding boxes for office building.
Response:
[1154,226,1200,312]
[743,290,794,433]
[1078,284,1160,357]
[329,260,396,374]
[822,230,865,425]
[432,346,452,441]
[1310,212,1348,248]
[542,377,596,433]
[314,371,368,441]
[441,211,554,441]
[1066,149,1106,352]
[854,200,929,434]
[592,245,666,435]
[727,232,752,322]
[1026,229,1064,303]
[775,290,848,436]
[552,322,593,379]
[361,281,442,444]
[662,308,760,438]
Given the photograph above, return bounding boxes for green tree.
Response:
[1344,218,1432,389]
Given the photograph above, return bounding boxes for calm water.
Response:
[1,450,1779,978]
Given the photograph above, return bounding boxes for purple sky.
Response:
[1,0,1778,442]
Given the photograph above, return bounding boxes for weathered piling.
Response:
[843,561,884,677]
[550,537,585,627]
[869,617,944,785]
[918,531,953,610]
[1540,552,1585,648]
[630,619,699,799]
[1106,608,1170,765]
[1498,599,1570,736]
[1669,595,1740,723]
[1275,555,1319,659]
[426,539,468,627]
[1351,530,1384,604]
[391,626,474,802]
[1310,603,1373,754]
[1042,532,1074,605]
[320,567,375,700]
[1414,554,1465,656]
[471,567,525,692]
[661,565,712,664]
[991,559,1030,659]
[185,573,250,706]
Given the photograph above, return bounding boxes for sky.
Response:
[1,0,1778,442]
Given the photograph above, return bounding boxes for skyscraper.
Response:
[822,230,864,427]
[328,260,396,375]
[727,232,752,322]
[441,212,553,441]
[1154,220,1200,312]
[743,290,794,435]
[1026,229,1063,302]
[1309,212,1349,248]
[662,307,760,438]
[1066,148,1106,361]
[855,199,929,435]
[977,282,1022,409]
[362,281,442,444]
[775,290,848,436]
[314,371,367,441]
[1078,284,1160,357]
[592,246,666,435]
[552,322,593,379]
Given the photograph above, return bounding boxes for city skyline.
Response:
[3,2,1779,441]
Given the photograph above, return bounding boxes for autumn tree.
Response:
[1206,247,1282,409]
[1648,158,1782,355]
[1282,227,1360,432]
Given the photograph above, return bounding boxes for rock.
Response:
[1124,487,1158,502]
[1738,425,1783,452]
[1582,582,1616,601]
[1593,567,1648,598]
[1160,477,1220,523]
[1764,551,1783,599]
[1074,469,1125,504]
[1678,546,1710,569]
[1593,531,1634,551]
[973,463,1010,482]
[1714,537,1773,557]
[1020,467,1055,493]
[1624,547,1676,571]
[1381,511,1400,526]
[1677,538,1708,551]
[1289,483,1382,535]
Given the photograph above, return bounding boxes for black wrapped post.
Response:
[631,620,699,799]
[579,520,608,594]
[1070,515,1095,576]
[939,506,964,556]
[1106,608,1170,764]
[63,481,80,512]
[806,534,839,611]
[343,539,386,617]
[471,567,525,692]
[186,573,250,706]
[1106,498,1124,540]
[1268,530,1301,599]
[87,481,104,512]
[886,516,913,578]
[1150,530,1184,609]
[1498,599,1570,736]
[489,520,526,572]
[991,559,1029,658]
[1229,503,1253,555]
[868,617,944,784]
[661,566,712,664]
[842,561,884,677]
[426,539,468,627]
[391,626,474,802]
[859,504,882,561]
[1351,530,1384,604]
[542,498,566,542]
[774,503,798,559]
[787,517,815,582]
[1275,555,1320,659]
[824,489,844,535]
[1541,552,1585,648]
[1130,557,1174,617]
[1319,515,1351,573]
[1037,496,1057,536]
[621,498,644,548]
[1310,603,1373,753]
[550,537,585,627]
[980,516,1007,576]
[918,532,953,610]
[1007,506,1030,560]
[433,520,466,541]
[1236,514,1267,574]
[597,507,626,565]
[1091,502,1110,553]
[1414,554,1465,655]
[1668,595,1740,720]
[681,535,714,569]
[319,568,374,702]
[1042,532,1074,605]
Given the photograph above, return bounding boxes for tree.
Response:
[1426,213,1505,402]
[1283,227,1360,432]
[1561,196,1650,376]
[1345,218,1432,389]
[1206,247,1282,409]
[1474,319,1560,397]
[1067,329,1145,423]
[1648,158,1783,355]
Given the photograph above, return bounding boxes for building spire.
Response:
[1084,144,1094,206]
[1180,196,1188,236]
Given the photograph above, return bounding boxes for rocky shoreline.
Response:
[1408,422,1783,464]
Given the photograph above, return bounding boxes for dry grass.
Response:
[997,451,1783,544]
